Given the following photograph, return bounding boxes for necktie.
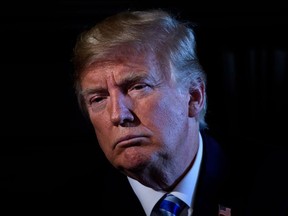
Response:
[151,193,189,216]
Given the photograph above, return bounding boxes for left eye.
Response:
[130,84,147,91]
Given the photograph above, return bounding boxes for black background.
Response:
[1,0,288,203]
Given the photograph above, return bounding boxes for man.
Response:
[64,8,232,215]
[51,9,287,216]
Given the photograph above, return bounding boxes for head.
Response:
[72,9,207,190]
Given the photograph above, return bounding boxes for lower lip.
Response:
[117,137,145,148]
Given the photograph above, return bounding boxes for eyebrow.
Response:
[80,87,107,97]
[117,72,148,87]
[80,72,149,97]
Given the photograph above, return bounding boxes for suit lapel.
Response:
[192,131,232,216]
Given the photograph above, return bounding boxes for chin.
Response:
[119,147,152,172]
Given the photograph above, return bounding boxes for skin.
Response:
[80,55,204,191]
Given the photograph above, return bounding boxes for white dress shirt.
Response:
[128,132,203,216]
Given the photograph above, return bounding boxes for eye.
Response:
[130,84,149,91]
[86,95,108,112]
[89,96,106,105]
[127,83,153,98]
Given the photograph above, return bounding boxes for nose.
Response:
[110,93,134,126]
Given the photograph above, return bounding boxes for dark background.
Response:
[1,0,288,204]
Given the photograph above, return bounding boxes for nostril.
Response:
[119,115,135,127]
[111,109,135,126]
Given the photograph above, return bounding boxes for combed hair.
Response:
[72,9,208,129]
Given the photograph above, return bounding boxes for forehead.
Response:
[80,55,163,86]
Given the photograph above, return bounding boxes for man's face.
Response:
[80,56,195,178]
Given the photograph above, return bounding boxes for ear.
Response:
[188,82,205,117]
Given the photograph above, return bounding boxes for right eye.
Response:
[85,95,108,112]
[88,95,107,106]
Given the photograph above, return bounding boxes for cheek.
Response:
[93,126,113,159]
[89,113,112,146]
[89,110,109,131]
[139,94,188,131]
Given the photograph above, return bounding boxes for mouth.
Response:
[114,135,147,149]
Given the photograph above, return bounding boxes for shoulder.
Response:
[200,130,288,215]
[53,165,145,215]
[15,156,146,215]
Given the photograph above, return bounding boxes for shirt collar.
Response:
[128,132,203,216]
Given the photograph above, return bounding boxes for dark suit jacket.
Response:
[14,131,288,216]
